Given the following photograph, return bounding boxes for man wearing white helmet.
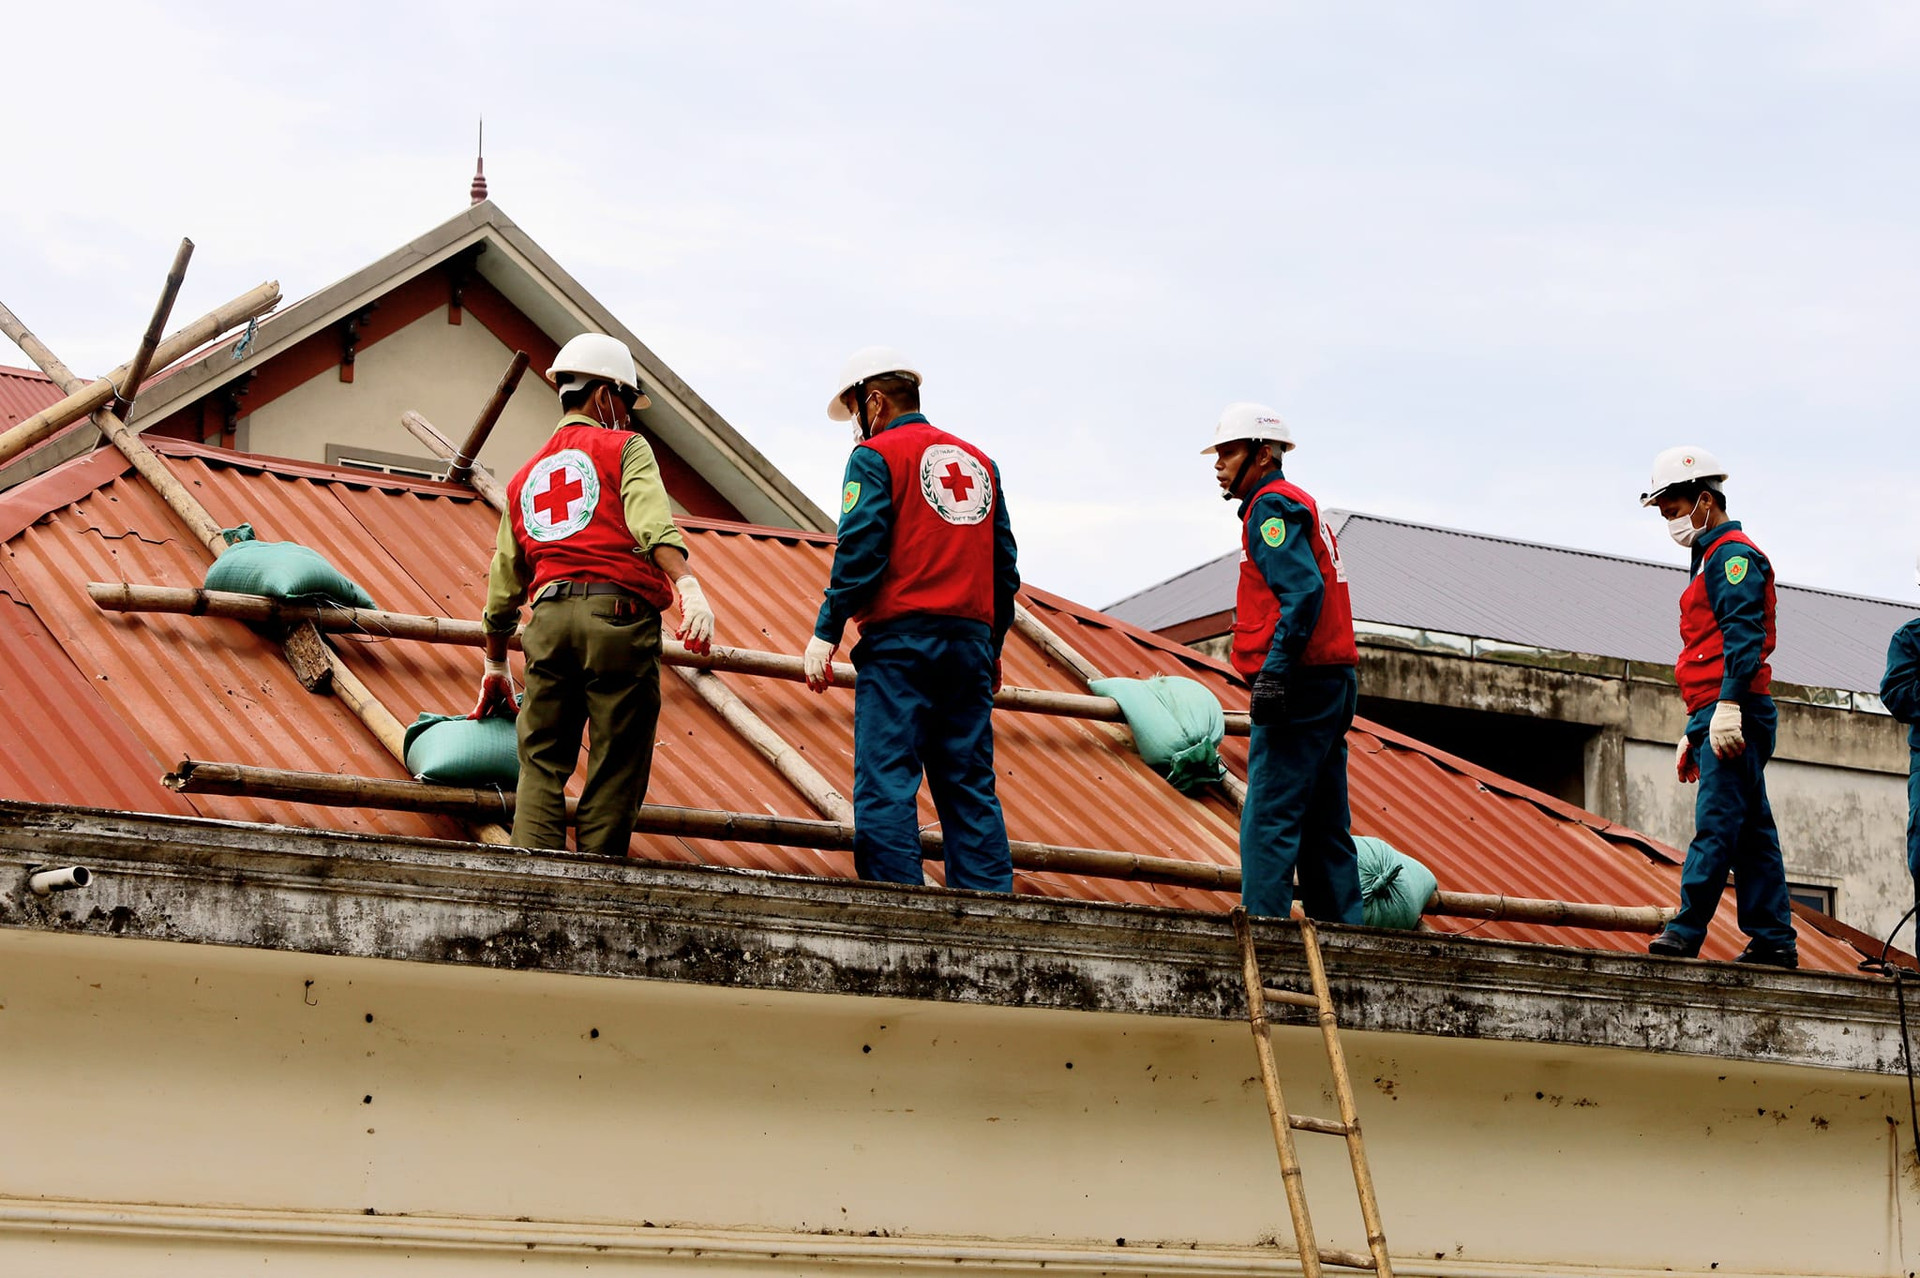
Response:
[473,332,718,859]
[1880,559,1920,947]
[1640,446,1797,967]
[800,346,1020,891]
[1206,403,1363,923]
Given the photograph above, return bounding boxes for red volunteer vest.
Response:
[1676,528,1776,712]
[856,420,999,629]
[1231,476,1357,678]
[505,418,676,611]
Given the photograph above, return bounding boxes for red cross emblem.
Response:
[938,462,976,503]
[533,468,585,524]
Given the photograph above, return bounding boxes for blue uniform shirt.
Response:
[1692,521,1772,703]
[1241,473,1324,678]
[814,414,1020,652]
[1884,618,1920,751]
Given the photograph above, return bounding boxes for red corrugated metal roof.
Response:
[0,365,62,429]
[0,438,1873,974]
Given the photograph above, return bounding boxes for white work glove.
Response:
[674,575,714,656]
[803,636,838,693]
[469,655,517,721]
[1708,700,1745,759]
[1674,734,1698,784]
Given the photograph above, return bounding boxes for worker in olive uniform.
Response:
[473,333,717,858]
[1208,403,1363,923]
[1881,559,1920,948]
[1641,447,1797,967]
[801,347,1020,891]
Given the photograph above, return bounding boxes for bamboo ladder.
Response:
[1231,909,1391,1278]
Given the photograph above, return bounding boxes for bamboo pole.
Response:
[0,280,280,466]
[84,583,1223,730]
[163,760,1243,891]
[0,299,82,389]
[1232,909,1324,1278]
[6,269,506,845]
[451,350,529,483]
[1426,890,1671,934]
[1299,919,1393,1277]
[671,664,854,823]
[404,410,507,508]
[113,239,193,416]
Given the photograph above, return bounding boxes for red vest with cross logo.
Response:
[505,418,675,611]
[1231,476,1356,677]
[1676,528,1775,712]
[856,419,998,630]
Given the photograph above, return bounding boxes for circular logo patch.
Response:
[919,445,993,526]
[520,449,600,542]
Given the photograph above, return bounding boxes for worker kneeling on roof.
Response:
[801,347,1020,891]
[1209,404,1362,924]
[473,333,716,858]
[1641,447,1797,968]
[1879,558,1920,951]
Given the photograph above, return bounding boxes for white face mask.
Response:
[1666,496,1705,547]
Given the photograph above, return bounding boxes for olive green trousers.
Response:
[512,595,663,858]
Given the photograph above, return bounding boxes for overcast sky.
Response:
[5,2,1918,611]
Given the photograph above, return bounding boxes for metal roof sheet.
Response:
[0,443,1871,973]
[0,365,62,430]
[1106,511,1919,695]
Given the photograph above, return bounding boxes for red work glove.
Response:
[469,657,518,720]
[803,637,838,693]
[992,657,1004,695]
[1674,734,1698,784]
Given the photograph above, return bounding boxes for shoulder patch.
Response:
[841,480,861,514]
[1724,555,1750,586]
[1260,517,1286,548]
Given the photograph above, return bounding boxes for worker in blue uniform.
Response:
[1207,403,1363,923]
[800,347,1020,892]
[1880,559,1920,948]
[1641,447,1798,968]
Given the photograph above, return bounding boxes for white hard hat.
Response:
[1202,402,1295,455]
[548,333,649,409]
[827,346,922,421]
[1640,445,1727,507]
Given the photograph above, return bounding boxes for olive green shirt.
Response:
[482,415,689,635]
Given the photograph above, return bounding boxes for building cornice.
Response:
[0,802,1902,1076]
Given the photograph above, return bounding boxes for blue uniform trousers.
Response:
[850,630,1012,892]
[1241,666,1364,923]
[1667,696,1796,951]
[1908,752,1919,935]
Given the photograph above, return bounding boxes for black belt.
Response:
[534,580,637,605]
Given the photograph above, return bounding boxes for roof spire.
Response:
[470,118,488,206]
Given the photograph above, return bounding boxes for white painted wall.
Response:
[241,310,564,493]
[1,929,1914,1276]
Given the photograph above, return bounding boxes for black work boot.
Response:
[1734,942,1799,970]
[1647,930,1700,959]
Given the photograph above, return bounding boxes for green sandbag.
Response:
[1355,835,1438,930]
[403,712,520,786]
[1087,675,1227,795]
[203,523,376,609]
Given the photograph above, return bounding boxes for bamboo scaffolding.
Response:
[0,280,281,467]
[159,761,1669,930]
[1232,910,1323,1278]
[450,350,529,483]
[4,259,507,844]
[403,410,506,507]
[84,583,1225,730]
[163,760,1241,891]
[1299,917,1393,1276]
[114,239,193,417]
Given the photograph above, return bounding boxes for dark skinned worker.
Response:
[1641,446,1797,968]
[1881,559,1920,947]
[471,333,716,858]
[800,346,1020,892]
[1207,403,1362,923]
